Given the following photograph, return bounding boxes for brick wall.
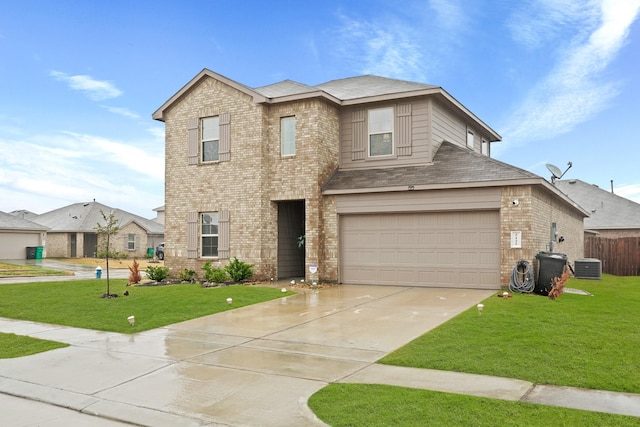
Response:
[499,185,585,286]
[163,76,341,281]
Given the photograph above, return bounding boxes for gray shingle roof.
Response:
[253,75,438,100]
[314,75,438,100]
[0,211,48,231]
[555,179,640,229]
[31,201,164,234]
[323,141,540,192]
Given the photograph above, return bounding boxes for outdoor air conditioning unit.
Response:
[574,258,602,280]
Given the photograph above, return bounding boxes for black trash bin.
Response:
[26,247,37,259]
[535,252,567,295]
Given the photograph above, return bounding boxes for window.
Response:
[127,234,135,250]
[368,108,393,156]
[202,116,219,162]
[467,129,474,148]
[481,138,489,156]
[281,116,296,156]
[201,212,219,257]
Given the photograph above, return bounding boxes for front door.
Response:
[277,200,305,279]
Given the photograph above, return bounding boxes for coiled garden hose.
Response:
[509,260,534,293]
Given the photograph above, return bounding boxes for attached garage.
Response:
[340,210,500,288]
[0,211,48,260]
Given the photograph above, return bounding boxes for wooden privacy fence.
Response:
[584,236,640,276]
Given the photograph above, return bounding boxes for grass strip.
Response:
[309,384,639,427]
[0,332,68,358]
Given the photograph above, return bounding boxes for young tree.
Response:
[95,210,119,297]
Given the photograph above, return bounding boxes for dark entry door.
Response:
[277,200,305,279]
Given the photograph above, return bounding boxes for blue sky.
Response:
[1,0,639,218]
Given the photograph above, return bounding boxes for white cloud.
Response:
[101,106,141,119]
[615,183,640,204]
[428,0,466,31]
[498,0,640,152]
[50,71,123,101]
[332,12,426,82]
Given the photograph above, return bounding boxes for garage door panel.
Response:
[341,211,500,289]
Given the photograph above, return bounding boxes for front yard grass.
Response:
[379,275,640,393]
[0,279,294,334]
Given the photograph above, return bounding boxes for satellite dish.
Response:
[546,162,573,184]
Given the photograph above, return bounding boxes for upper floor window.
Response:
[369,108,393,157]
[467,129,474,148]
[281,116,296,156]
[202,116,219,162]
[481,138,489,156]
[201,212,219,257]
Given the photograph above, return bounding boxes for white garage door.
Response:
[340,211,500,289]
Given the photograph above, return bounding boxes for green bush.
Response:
[96,250,129,260]
[225,257,254,282]
[145,265,169,282]
[201,262,228,283]
[178,268,196,282]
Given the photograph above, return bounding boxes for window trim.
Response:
[201,212,219,258]
[467,129,474,149]
[201,116,220,163]
[280,116,296,157]
[368,107,394,157]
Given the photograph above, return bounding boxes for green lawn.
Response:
[0,279,294,334]
[0,261,70,278]
[379,275,640,393]
[310,384,640,427]
[310,275,640,425]
[0,332,69,358]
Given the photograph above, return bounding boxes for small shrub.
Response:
[201,261,228,283]
[178,268,196,282]
[97,250,128,260]
[146,265,169,282]
[128,259,142,284]
[225,257,254,282]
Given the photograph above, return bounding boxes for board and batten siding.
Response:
[339,99,432,170]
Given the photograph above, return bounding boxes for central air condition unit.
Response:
[574,258,602,280]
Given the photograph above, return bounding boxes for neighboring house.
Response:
[153,205,165,225]
[0,211,48,259]
[153,69,587,289]
[556,179,640,237]
[31,201,164,258]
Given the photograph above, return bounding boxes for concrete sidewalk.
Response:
[0,284,639,426]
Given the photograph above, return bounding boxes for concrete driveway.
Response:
[0,284,493,426]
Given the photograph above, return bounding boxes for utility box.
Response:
[535,252,567,296]
[575,258,602,280]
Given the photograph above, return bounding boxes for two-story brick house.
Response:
[153,69,587,289]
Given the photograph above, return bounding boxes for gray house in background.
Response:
[0,211,48,259]
[556,179,640,238]
[32,201,164,258]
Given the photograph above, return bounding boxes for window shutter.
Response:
[218,210,230,259]
[396,104,412,156]
[187,118,199,165]
[187,212,198,259]
[351,110,366,160]
[219,113,230,162]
